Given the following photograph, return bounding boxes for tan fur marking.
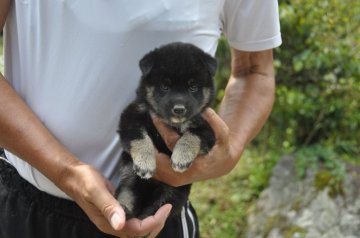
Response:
[200,88,211,110]
[117,189,135,213]
[130,131,156,179]
[171,132,201,172]
[145,87,157,111]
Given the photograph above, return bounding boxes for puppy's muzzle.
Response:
[172,104,187,116]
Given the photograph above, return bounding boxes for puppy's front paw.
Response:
[130,133,156,179]
[133,159,156,179]
[171,133,201,173]
[171,151,195,173]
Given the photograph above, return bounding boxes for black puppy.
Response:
[117,42,217,219]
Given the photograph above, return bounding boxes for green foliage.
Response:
[294,144,346,197]
[214,37,231,110]
[263,214,307,238]
[266,0,360,157]
[295,145,345,178]
[190,150,279,238]
[215,0,360,160]
[209,1,359,235]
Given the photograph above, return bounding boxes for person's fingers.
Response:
[152,153,175,184]
[88,185,126,231]
[150,113,179,150]
[63,164,126,234]
[153,152,194,186]
[202,108,229,145]
[105,179,116,195]
[141,203,172,238]
[124,204,172,237]
[147,204,173,238]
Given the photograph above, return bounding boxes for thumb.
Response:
[92,190,126,230]
[109,207,126,231]
[202,108,229,144]
[150,112,180,150]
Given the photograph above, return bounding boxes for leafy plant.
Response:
[256,0,360,160]
[294,144,346,197]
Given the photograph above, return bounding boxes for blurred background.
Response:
[1,0,359,237]
[192,0,359,237]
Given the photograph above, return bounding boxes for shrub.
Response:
[268,0,360,157]
[214,0,360,161]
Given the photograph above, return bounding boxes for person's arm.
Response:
[0,0,10,28]
[219,48,275,147]
[0,1,126,233]
[0,2,170,237]
[153,48,275,186]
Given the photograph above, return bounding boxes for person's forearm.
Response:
[0,0,11,28]
[219,75,274,144]
[0,74,82,187]
[218,50,275,154]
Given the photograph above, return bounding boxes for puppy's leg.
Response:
[171,118,216,172]
[119,102,157,179]
[129,130,156,179]
[117,188,136,216]
[171,132,201,172]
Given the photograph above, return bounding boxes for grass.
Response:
[190,148,279,238]
[190,143,356,237]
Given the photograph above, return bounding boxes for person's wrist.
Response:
[52,157,86,198]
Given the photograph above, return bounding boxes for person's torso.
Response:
[3,0,224,198]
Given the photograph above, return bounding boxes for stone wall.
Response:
[246,155,360,238]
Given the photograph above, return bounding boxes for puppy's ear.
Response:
[139,52,154,76]
[203,55,217,77]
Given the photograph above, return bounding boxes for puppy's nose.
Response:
[172,105,187,116]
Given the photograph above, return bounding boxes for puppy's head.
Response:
[137,42,217,126]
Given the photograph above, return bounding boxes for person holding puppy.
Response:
[0,1,281,238]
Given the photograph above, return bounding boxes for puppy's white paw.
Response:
[171,133,201,173]
[130,132,156,179]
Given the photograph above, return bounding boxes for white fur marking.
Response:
[136,103,147,113]
[179,121,191,133]
[170,117,186,124]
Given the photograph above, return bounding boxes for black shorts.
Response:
[0,151,199,238]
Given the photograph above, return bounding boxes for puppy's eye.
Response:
[160,84,170,91]
[188,83,198,92]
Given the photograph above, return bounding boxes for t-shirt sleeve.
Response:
[221,0,282,51]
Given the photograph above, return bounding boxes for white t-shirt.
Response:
[3,0,281,199]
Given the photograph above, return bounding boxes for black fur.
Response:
[117,42,217,219]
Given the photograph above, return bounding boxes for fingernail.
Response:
[150,112,159,121]
[110,212,121,230]
[201,108,212,117]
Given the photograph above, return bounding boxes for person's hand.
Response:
[152,108,243,186]
[120,204,172,238]
[56,162,172,237]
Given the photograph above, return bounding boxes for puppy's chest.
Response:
[172,121,191,134]
[147,118,195,155]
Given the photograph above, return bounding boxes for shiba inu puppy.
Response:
[117,42,217,219]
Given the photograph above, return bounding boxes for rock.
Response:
[246,155,360,238]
